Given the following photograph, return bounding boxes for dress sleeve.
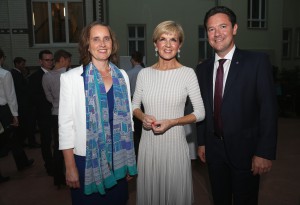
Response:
[132,70,143,112]
[187,69,205,122]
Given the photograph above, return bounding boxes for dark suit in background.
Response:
[11,67,37,147]
[28,68,53,175]
[196,6,277,205]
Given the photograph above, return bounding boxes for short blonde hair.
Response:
[152,21,184,44]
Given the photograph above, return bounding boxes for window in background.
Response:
[128,25,146,56]
[282,28,292,59]
[198,26,213,62]
[247,0,267,29]
[30,0,84,45]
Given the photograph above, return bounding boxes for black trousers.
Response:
[16,107,37,145]
[51,115,65,185]
[37,113,53,172]
[207,138,259,205]
[0,104,30,170]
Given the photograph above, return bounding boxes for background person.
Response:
[0,49,34,173]
[29,50,54,176]
[11,57,40,148]
[42,49,72,188]
[126,50,145,155]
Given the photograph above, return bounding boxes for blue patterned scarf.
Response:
[83,62,137,195]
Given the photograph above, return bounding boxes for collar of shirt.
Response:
[41,67,49,73]
[213,45,236,96]
[13,67,21,73]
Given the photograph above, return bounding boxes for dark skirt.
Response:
[71,155,129,205]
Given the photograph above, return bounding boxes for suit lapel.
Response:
[207,59,215,110]
[223,49,242,101]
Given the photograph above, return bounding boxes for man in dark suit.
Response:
[11,57,39,148]
[28,50,54,176]
[196,6,277,205]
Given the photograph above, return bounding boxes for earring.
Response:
[155,48,158,57]
[177,50,181,58]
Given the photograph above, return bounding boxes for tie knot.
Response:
[218,59,226,66]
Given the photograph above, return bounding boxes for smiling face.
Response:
[206,13,238,58]
[88,25,112,63]
[154,32,181,61]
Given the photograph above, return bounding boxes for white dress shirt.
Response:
[213,45,236,98]
[0,67,18,116]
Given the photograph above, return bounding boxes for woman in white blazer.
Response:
[59,21,137,205]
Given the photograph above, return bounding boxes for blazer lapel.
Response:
[223,49,242,101]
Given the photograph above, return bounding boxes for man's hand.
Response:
[251,156,272,175]
[11,116,19,127]
[198,146,206,163]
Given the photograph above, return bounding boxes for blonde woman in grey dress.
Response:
[132,21,205,205]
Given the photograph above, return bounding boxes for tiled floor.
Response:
[0,117,299,205]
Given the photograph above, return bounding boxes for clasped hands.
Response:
[142,114,173,134]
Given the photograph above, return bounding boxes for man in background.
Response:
[42,49,72,187]
[28,50,54,176]
[11,57,40,148]
[126,51,145,155]
[0,49,34,179]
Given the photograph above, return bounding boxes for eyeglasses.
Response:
[43,59,53,62]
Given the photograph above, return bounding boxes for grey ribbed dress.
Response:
[132,66,205,205]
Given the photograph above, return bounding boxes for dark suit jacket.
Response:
[196,48,277,169]
[28,68,52,117]
[11,69,30,113]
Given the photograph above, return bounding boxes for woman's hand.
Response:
[65,166,80,189]
[142,114,156,130]
[152,119,177,134]
[126,174,134,182]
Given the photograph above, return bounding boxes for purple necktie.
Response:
[214,59,226,137]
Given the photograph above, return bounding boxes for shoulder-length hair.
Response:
[78,21,119,66]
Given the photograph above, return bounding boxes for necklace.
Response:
[100,66,111,78]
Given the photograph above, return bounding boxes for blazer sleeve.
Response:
[255,54,277,160]
[59,72,75,150]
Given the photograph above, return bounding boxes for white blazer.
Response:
[58,65,133,156]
